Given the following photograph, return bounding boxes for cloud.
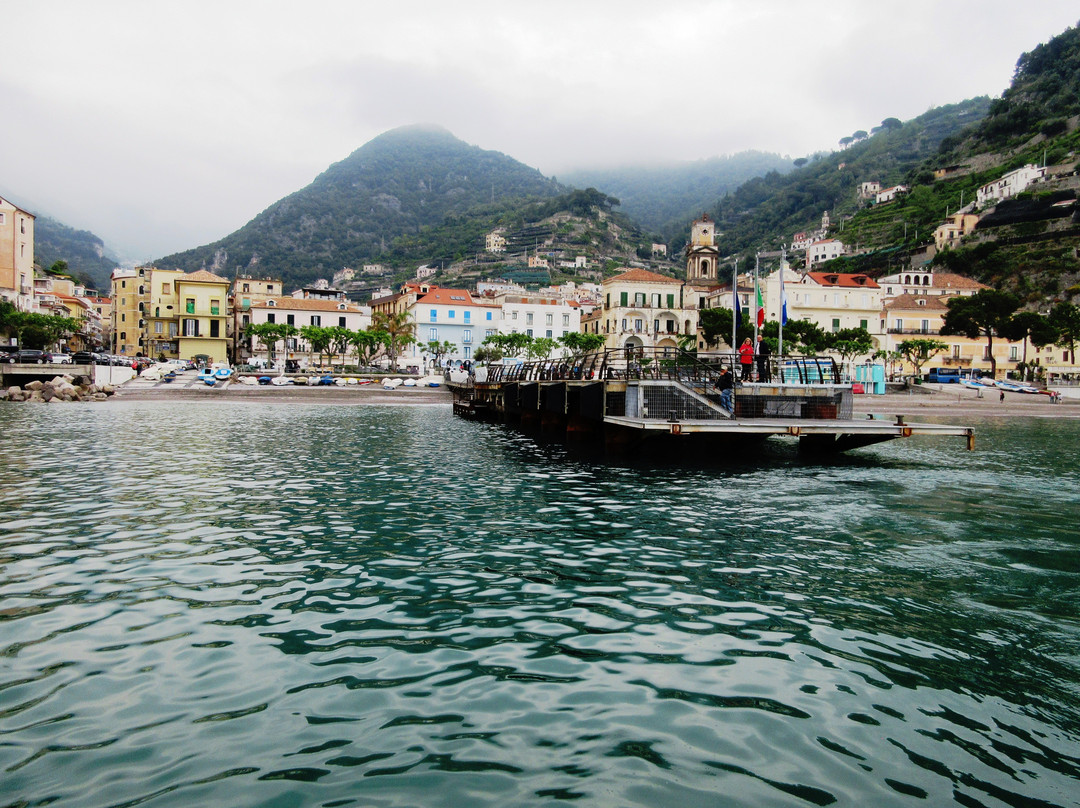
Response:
[3,0,1078,260]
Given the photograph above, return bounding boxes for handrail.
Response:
[472,348,841,387]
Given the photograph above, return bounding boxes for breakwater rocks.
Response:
[2,375,118,404]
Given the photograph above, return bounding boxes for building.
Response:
[933,213,981,251]
[496,294,582,347]
[144,268,185,359]
[599,268,690,351]
[806,238,845,267]
[0,195,36,311]
[485,231,507,253]
[244,296,371,364]
[685,215,720,282]
[858,181,882,199]
[110,267,146,356]
[175,270,231,363]
[34,275,102,351]
[410,287,493,366]
[875,185,909,204]
[788,271,883,338]
[877,270,988,299]
[976,164,1046,207]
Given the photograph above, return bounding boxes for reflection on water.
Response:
[1,402,1078,807]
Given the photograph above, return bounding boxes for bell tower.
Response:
[685,214,720,281]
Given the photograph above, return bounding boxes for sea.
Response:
[1,400,1078,808]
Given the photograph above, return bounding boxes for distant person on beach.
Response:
[739,338,754,381]
[1000,390,1005,402]
[756,335,771,383]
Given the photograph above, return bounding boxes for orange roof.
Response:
[252,297,367,312]
[931,272,988,291]
[417,288,477,305]
[182,270,230,284]
[606,268,681,284]
[806,272,880,288]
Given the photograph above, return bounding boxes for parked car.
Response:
[166,358,195,371]
[47,352,73,364]
[71,351,108,365]
[1,349,46,364]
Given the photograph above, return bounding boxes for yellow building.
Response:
[110,267,145,356]
[0,195,36,311]
[145,268,185,359]
[176,270,230,363]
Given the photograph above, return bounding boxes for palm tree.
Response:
[372,310,415,370]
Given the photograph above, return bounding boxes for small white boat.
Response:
[270,375,292,386]
[382,378,402,390]
[419,375,443,388]
[403,378,417,387]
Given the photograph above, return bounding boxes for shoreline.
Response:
[107,376,1080,418]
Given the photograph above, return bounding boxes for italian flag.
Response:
[755,282,765,327]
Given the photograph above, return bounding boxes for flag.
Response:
[755,281,765,327]
[780,282,788,326]
[734,285,741,321]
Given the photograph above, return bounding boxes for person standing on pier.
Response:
[716,366,734,412]
[756,335,771,383]
[739,338,754,381]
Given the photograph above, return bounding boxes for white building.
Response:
[485,231,507,253]
[245,297,372,363]
[497,294,582,346]
[976,164,1046,207]
[409,287,495,365]
[806,238,845,267]
[875,185,909,204]
[858,181,882,199]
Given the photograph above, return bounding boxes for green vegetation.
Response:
[896,338,948,379]
[940,289,1021,379]
[0,299,79,350]
[34,216,119,292]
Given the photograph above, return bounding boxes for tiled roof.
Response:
[931,272,988,291]
[605,268,681,284]
[805,272,880,288]
[252,297,367,312]
[182,270,230,284]
[417,288,477,305]
[883,294,949,311]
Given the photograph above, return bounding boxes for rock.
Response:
[25,380,44,391]
[101,384,116,395]
[41,386,56,402]
[7,386,20,397]
[91,392,108,402]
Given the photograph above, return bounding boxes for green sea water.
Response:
[1,401,1078,807]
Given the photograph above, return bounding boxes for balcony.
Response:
[887,328,937,335]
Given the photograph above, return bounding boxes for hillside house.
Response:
[933,213,981,251]
[976,164,1046,207]
[875,185,909,204]
[806,238,845,267]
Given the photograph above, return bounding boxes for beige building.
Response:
[933,213,980,251]
[245,296,373,364]
[599,268,692,351]
[145,268,186,359]
[110,267,145,356]
[0,195,36,311]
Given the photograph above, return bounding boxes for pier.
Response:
[447,348,974,454]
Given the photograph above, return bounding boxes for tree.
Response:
[852,130,868,142]
[299,325,334,366]
[896,338,947,380]
[482,332,533,359]
[558,331,605,359]
[425,340,455,368]
[881,117,903,131]
[1003,311,1057,379]
[348,328,383,367]
[371,310,415,369]
[1049,302,1080,365]
[873,348,903,380]
[783,319,830,355]
[839,136,854,149]
[793,158,809,168]
[829,327,874,364]
[527,337,559,360]
[940,290,1020,379]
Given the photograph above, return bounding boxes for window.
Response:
[186,298,195,314]
[545,313,553,326]
[338,317,346,327]
[210,320,220,338]
[921,319,930,333]
[121,313,126,322]
[267,286,275,294]
[485,329,495,337]
[242,283,250,293]
[1010,346,1018,360]
[511,311,518,320]
[894,318,902,331]
[621,318,627,331]
[463,329,472,343]
[634,319,643,332]
[311,315,321,326]
[606,293,611,307]
[634,293,645,306]
[0,213,5,225]
[859,319,868,330]
[210,299,221,315]
[953,345,961,358]
[287,314,295,325]
[155,322,163,334]
[651,293,661,308]
[430,328,438,341]
[120,331,127,341]
[486,311,492,321]
[620,292,628,307]
[242,315,250,326]
[832,318,840,332]
[464,311,471,323]
[169,322,178,337]
[526,313,534,325]
[546,330,552,338]
[526,329,533,337]
[448,310,455,319]
[667,294,675,308]
[267,313,275,323]
[430,309,437,322]
[183,319,199,337]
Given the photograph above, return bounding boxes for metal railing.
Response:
[476,348,841,388]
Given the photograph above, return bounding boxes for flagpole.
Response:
[753,253,760,350]
[731,258,738,355]
[778,247,785,357]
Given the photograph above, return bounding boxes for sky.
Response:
[3,1,1078,263]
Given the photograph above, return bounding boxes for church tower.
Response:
[685,214,720,282]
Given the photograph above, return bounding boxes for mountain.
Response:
[696,98,993,263]
[561,151,794,238]
[34,215,119,292]
[154,125,565,289]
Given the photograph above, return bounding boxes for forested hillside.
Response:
[34,216,119,291]
[154,125,565,290]
[561,151,793,238]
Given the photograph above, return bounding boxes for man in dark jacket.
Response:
[756,335,772,383]
[716,366,734,412]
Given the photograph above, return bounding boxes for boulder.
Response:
[25,380,44,391]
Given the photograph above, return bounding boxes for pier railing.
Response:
[475,348,841,389]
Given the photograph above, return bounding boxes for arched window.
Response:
[904,275,911,285]
[700,259,709,276]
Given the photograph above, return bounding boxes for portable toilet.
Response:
[871,363,886,395]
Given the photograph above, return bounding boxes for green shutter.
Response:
[666,294,674,308]
[620,292,628,306]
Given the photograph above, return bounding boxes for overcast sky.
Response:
[3,1,1077,263]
